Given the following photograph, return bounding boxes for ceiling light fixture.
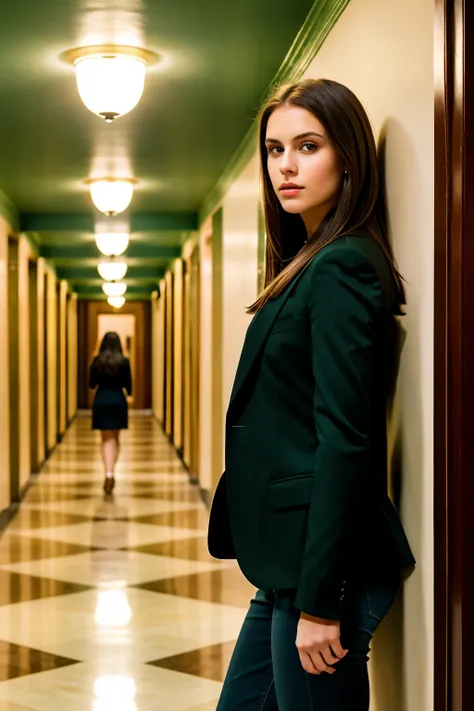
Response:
[95,233,129,257]
[98,260,128,282]
[61,45,159,122]
[87,178,136,216]
[102,282,127,297]
[107,296,126,309]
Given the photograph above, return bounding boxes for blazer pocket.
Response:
[269,473,314,511]
[269,316,300,335]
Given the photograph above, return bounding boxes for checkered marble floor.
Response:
[0,413,255,711]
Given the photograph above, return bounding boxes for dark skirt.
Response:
[92,388,128,430]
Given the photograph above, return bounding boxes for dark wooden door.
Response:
[434,0,474,708]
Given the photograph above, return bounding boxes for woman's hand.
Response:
[296,613,348,675]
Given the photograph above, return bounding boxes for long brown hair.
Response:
[94,331,124,375]
[248,78,405,314]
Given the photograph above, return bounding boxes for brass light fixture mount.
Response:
[60,44,160,67]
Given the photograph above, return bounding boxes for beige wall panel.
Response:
[36,259,46,466]
[67,292,78,422]
[152,290,165,424]
[198,217,213,493]
[165,271,174,438]
[46,268,58,453]
[210,210,224,493]
[173,259,184,450]
[158,282,166,424]
[183,260,191,468]
[18,236,31,490]
[221,156,260,448]
[0,219,10,511]
[58,280,68,434]
[151,292,158,418]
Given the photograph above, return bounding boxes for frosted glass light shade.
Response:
[98,261,128,281]
[107,296,126,309]
[102,282,127,297]
[75,54,147,121]
[95,233,129,257]
[90,179,135,215]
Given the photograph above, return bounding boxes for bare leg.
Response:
[114,430,120,469]
[101,431,118,494]
[101,430,118,474]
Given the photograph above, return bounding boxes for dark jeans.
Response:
[216,570,400,711]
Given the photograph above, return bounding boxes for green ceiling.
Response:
[0,0,346,299]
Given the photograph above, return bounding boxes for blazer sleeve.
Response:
[123,359,132,396]
[89,362,98,389]
[294,243,384,620]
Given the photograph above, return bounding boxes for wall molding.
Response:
[198,0,351,224]
[0,189,19,232]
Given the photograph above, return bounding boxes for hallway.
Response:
[0,414,253,711]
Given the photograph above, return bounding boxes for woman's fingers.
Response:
[296,616,349,675]
[310,650,336,675]
[330,639,348,662]
[320,645,342,667]
[298,649,320,675]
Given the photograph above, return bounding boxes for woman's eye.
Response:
[268,146,283,155]
[301,142,317,152]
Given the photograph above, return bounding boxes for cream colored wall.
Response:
[67,293,78,423]
[221,155,260,426]
[18,236,31,490]
[199,158,261,492]
[46,267,58,453]
[37,258,46,465]
[300,0,434,709]
[0,218,10,511]
[198,217,213,493]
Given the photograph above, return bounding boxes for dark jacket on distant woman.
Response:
[89,356,132,431]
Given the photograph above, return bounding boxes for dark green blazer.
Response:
[208,235,415,620]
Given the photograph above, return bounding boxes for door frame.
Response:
[434,0,474,708]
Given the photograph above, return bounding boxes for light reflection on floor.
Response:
[0,413,255,710]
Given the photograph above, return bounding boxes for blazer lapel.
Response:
[228,268,307,415]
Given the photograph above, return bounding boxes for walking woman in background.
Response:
[208,78,415,710]
[89,332,132,495]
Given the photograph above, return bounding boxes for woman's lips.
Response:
[280,187,304,196]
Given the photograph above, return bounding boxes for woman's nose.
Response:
[280,153,297,175]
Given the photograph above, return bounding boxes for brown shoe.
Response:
[103,477,115,495]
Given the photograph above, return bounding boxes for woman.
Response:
[207,79,415,710]
[89,331,132,495]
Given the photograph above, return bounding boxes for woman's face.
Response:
[265,104,343,233]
